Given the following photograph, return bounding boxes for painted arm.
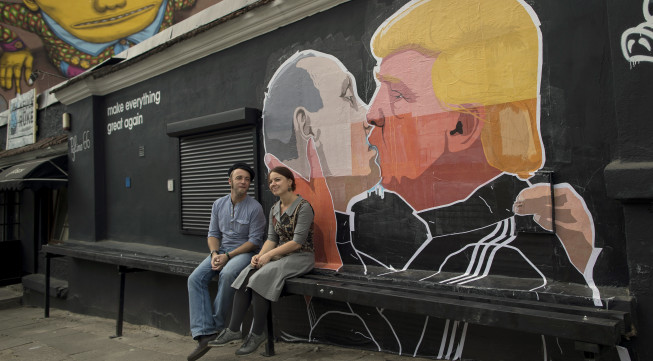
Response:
[0,3,42,93]
[265,139,340,270]
[513,183,596,274]
[0,28,32,93]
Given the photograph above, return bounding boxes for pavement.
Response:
[0,284,429,361]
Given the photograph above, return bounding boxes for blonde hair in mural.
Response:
[372,0,544,179]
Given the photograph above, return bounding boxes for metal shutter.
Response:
[179,127,256,233]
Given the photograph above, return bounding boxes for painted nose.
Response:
[367,107,385,128]
[94,0,127,12]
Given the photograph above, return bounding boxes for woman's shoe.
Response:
[235,332,267,355]
[208,328,242,347]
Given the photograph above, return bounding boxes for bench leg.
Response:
[112,266,127,338]
[44,254,51,318]
[262,303,275,356]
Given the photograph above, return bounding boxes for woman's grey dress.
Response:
[232,196,315,301]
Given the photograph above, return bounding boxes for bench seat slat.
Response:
[42,244,198,276]
[284,277,623,346]
[300,274,630,324]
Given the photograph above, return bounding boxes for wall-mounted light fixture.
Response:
[27,69,67,85]
[62,113,71,131]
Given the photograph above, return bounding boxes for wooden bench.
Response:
[42,241,634,359]
[41,240,278,355]
[42,241,202,335]
[283,272,633,357]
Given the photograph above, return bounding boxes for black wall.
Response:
[59,0,652,359]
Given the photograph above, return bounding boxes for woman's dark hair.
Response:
[268,166,296,191]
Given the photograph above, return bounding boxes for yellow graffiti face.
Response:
[26,0,164,43]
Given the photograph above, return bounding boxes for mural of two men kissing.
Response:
[263,0,602,359]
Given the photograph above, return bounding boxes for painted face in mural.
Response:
[368,49,453,179]
[296,56,377,180]
[23,0,165,43]
[367,48,494,209]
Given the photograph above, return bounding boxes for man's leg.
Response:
[188,256,218,339]
[212,252,253,330]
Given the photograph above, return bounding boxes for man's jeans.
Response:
[188,251,254,339]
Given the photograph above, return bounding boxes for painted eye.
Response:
[392,90,405,101]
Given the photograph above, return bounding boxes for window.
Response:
[49,188,69,243]
[179,127,257,234]
[0,191,20,242]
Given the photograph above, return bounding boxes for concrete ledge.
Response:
[0,284,22,310]
[22,274,68,299]
[604,160,653,200]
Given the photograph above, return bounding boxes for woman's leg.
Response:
[228,286,252,331]
[251,290,270,335]
[235,290,270,355]
[227,269,256,331]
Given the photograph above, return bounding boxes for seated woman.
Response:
[208,166,315,355]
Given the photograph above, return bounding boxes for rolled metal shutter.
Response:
[179,127,256,233]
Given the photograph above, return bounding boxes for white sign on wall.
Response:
[6,89,37,150]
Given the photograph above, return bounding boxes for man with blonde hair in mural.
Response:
[294,1,604,358]
[349,0,602,304]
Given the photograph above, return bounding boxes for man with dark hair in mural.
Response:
[263,49,380,270]
[186,162,266,361]
[0,0,196,93]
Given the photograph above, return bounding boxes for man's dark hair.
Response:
[228,162,255,181]
[263,51,324,162]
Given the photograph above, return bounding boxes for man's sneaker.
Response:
[208,328,242,347]
[235,332,267,355]
[187,333,217,361]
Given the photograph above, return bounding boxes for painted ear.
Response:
[23,0,39,11]
[293,107,314,140]
[446,108,484,153]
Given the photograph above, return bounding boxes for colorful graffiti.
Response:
[263,0,603,358]
[0,0,215,111]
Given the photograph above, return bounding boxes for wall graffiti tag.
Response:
[622,0,653,64]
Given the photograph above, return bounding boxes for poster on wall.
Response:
[6,89,37,150]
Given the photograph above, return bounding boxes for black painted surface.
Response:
[51,0,653,359]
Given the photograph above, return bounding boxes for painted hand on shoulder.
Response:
[0,50,33,94]
[514,183,595,273]
[264,138,331,204]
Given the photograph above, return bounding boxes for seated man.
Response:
[186,162,266,361]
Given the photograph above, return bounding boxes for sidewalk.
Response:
[0,285,428,361]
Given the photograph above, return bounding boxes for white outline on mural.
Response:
[622,0,653,64]
[262,1,605,358]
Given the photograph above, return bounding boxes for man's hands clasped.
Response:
[211,253,230,271]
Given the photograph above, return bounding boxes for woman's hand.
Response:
[251,254,260,268]
[256,252,273,269]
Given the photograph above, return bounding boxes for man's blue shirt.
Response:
[207,194,266,251]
